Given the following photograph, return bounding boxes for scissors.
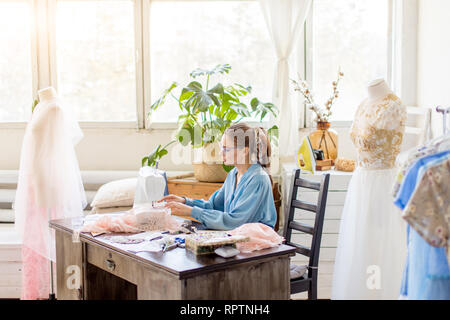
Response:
[162,237,185,252]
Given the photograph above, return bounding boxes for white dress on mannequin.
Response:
[331,80,408,300]
[14,87,86,299]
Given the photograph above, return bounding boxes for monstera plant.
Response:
[149,64,279,182]
[141,140,176,169]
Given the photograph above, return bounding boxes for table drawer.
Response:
[86,243,139,285]
[167,181,220,200]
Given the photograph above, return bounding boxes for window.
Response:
[311,0,390,122]
[0,0,401,128]
[55,0,137,121]
[0,1,33,122]
[149,0,274,122]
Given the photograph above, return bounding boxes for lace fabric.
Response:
[20,246,50,300]
[350,94,407,170]
[81,208,182,235]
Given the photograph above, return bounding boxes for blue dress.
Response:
[184,164,277,230]
[395,152,450,300]
[401,227,450,300]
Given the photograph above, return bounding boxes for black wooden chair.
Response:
[283,169,330,300]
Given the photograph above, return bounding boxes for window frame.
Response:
[298,0,417,129]
[48,0,143,128]
[0,0,38,127]
[50,0,270,130]
[0,0,142,129]
[0,0,417,131]
[144,0,274,130]
[0,0,270,130]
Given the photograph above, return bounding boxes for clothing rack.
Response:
[436,106,450,134]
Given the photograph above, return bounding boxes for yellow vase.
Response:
[308,122,338,163]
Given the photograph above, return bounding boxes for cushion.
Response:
[90,206,133,214]
[290,264,308,280]
[90,178,137,209]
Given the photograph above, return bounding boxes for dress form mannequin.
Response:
[38,87,57,102]
[33,87,63,207]
[15,86,86,299]
[331,79,407,300]
[367,79,392,102]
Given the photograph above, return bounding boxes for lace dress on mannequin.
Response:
[331,80,408,300]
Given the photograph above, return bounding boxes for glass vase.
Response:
[309,122,338,164]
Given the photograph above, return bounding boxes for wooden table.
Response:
[50,218,295,300]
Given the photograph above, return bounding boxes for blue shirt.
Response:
[184,164,277,230]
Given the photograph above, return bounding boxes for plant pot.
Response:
[308,122,338,164]
[191,142,228,182]
[193,162,228,183]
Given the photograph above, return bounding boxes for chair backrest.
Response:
[402,106,432,152]
[283,169,330,271]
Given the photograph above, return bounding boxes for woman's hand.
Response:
[158,194,186,204]
[164,201,193,217]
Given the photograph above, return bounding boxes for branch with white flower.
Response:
[292,68,344,123]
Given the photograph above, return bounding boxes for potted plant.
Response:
[292,69,344,164]
[149,64,279,182]
[141,140,176,169]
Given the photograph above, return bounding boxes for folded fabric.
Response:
[229,223,284,253]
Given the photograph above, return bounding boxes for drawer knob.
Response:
[105,259,116,271]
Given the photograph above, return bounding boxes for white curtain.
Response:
[259,0,312,162]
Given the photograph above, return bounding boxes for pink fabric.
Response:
[229,223,284,253]
[21,246,50,300]
[81,211,182,235]
[82,214,140,234]
[19,180,67,300]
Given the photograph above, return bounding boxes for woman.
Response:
[160,123,277,230]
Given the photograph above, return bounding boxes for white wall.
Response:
[1,125,356,171]
[417,0,450,136]
[1,126,191,171]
